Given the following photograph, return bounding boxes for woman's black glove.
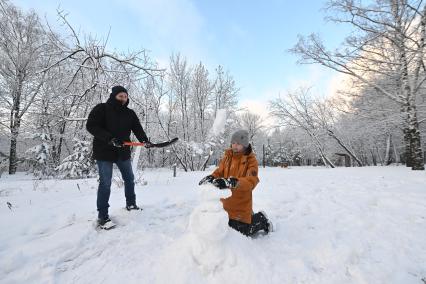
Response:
[212,177,238,189]
[199,175,214,185]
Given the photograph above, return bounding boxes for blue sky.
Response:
[16,0,351,119]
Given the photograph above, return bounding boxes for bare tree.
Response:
[168,53,193,170]
[291,0,426,170]
[0,1,164,175]
[270,87,336,168]
[313,98,364,166]
[332,77,404,166]
[192,62,213,141]
[212,65,238,117]
[239,111,265,146]
[0,1,51,174]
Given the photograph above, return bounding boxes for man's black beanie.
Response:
[110,85,128,97]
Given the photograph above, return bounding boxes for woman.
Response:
[199,129,273,236]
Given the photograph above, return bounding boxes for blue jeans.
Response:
[96,159,135,219]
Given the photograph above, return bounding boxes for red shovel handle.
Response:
[123,141,145,146]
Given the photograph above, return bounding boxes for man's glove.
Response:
[143,141,153,148]
[199,175,214,185]
[212,177,238,189]
[109,138,124,148]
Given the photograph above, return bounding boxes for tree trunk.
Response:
[376,146,384,166]
[407,107,425,170]
[396,5,424,170]
[327,130,363,167]
[370,149,377,166]
[53,122,67,166]
[403,128,412,167]
[8,131,18,174]
[200,149,212,171]
[393,140,399,165]
[316,145,335,168]
[384,133,392,166]
[8,77,23,175]
[311,132,335,168]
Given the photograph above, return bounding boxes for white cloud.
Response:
[238,65,353,129]
[239,86,282,128]
[154,56,169,70]
[239,99,273,123]
[14,1,99,37]
[286,65,325,90]
[326,72,352,99]
[116,0,210,64]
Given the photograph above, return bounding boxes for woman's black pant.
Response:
[228,212,268,236]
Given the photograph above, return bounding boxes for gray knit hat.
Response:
[231,129,249,147]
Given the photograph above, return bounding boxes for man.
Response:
[86,85,151,227]
[199,129,273,237]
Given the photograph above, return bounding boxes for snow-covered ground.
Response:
[0,166,425,284]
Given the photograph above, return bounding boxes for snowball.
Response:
[210,109,227,137]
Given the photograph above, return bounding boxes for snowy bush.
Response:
[25,131,55,178]
[56,138,96,179]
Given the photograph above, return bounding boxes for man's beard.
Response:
[117,99,127,105]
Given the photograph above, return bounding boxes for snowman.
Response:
[188,184,237,274]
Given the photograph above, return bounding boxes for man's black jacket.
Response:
[86,93,148,161]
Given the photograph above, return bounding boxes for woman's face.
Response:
[231,142,244,153]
